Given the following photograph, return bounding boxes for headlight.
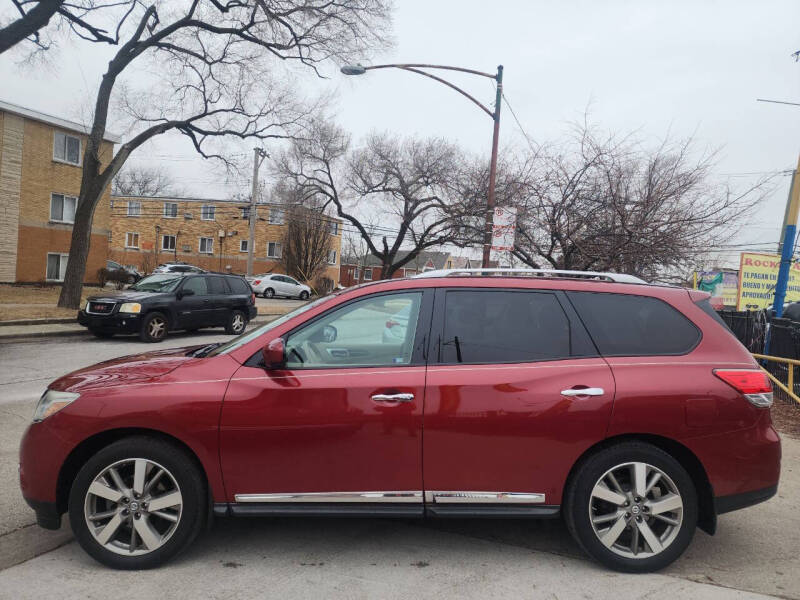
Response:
[33,390,80,422]
[119,302,141,314]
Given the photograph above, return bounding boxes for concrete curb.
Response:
[0,313,285,343]
[0,522,74,572]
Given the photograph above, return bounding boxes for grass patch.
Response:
[0,284,104,321]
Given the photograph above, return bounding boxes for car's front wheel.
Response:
[68,437,206,569]
[564,442,697,573]
[140,312,168,343]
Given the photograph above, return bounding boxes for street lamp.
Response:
[341,62,504,268]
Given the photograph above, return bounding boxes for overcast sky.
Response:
[2,0,798,268]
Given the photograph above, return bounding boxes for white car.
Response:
[251,274,311,299]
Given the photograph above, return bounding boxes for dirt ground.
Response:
[772,396,800,438]
[0,284,105,321]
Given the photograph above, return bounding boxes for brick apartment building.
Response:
[109,195,342,284]
[339,251,462,286]
[0,100,118,283]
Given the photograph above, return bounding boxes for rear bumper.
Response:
[715,484,777,515]
[78,310,141,333]
[247,306,257,320]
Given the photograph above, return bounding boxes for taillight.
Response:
[251,293,256,304]
[713,369,773,408]
[253,279,261,285]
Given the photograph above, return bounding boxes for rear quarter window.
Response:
[567,291,701,356]
[227,277,250,295]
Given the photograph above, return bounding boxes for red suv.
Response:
[19,270,780,572]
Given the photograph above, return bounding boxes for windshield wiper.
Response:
[190,342,223,358]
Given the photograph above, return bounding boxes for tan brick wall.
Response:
[109,197,342,285]
[1,110,114,283]
[0,112,23,282]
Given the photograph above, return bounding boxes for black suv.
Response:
[78,273,257,342]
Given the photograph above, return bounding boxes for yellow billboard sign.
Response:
[737,252,800,310]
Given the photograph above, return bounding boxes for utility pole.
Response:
[247,147,267,277]
[482,64,503,269]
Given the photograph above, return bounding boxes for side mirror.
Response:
[263,338,286,369]
[309,324,337,343]
[178,288,195,299]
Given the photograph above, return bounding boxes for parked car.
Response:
[22,269,779,572]
[106,260,142,284]
[153,262,206,274]
[77,272,257,342]
[251,273,311,299]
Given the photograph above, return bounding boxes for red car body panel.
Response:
[19,275,781,527]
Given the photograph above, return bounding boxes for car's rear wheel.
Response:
[299,290,309,300]
[264,288,275,299]
[139,312,168,343]
[564,442,697,573]
[225,310,247,335]
[68,437,206,569]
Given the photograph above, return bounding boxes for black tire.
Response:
[225,309,247,335]
[90,329,114,339]
[564,442,697,573]
[299,290,309,300]
[264,288,275,299]
[68,436,206,570]
[139,312,168,343]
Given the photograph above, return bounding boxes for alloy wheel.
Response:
[232,313,245,333]
[589,461,683,559]
[148,317,166,339]
[84,458,183,556]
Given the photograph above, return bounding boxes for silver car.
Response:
[251,274,311,299]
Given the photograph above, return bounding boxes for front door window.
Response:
[285,292,422,368]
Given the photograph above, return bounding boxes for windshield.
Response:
[208,293,340,357]
[129,274,183,293]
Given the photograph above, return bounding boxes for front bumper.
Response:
[78,310,141,333]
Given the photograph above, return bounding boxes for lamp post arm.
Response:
[394,66,494,119]
[364,63,497,79]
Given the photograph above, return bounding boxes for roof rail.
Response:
[412,268,647,284]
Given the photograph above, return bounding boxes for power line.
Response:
[502,92,538,154]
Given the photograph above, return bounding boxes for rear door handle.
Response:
[561,387,605,397]
[371,393,415,403]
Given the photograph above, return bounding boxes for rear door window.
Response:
[440,290,574,364]
[567,292,700,356]
[207,276,229,294]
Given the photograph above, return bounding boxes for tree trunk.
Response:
[57,186,102,308]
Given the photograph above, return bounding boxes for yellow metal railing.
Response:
[752,353,800,405]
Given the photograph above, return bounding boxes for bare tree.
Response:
[0,0,137,55]
[54,0,391,308]
[501,123,773,282]
[280,196,333,284]
[279,122,468,279]
[112,165,181,197]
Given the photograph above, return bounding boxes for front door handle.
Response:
[561,387,605,397]
[371,393,415,403]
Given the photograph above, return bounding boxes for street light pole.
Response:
[341,62,505,268]
[247,147,267,277]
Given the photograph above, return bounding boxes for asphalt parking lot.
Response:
[0,331,798,599]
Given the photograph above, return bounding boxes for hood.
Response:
[49,345,203,393]
[87,290,171,303]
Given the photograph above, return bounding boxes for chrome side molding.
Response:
[234,491,423,503]
[425,491,545,504]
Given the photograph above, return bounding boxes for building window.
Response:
[199,237,214,254]
[240,207,250,220]
[162,234,176,251]
[363,269,373,281]
[201,205,216,221]
[125,232,139,249]
[53,131,81,165]
[50,193,77,224]
[46,253,69,281]
[127,200,141,217]
[329,221,339,235]
[353,267,360,281]
[269,208,284,225]
[267,241,282,258]
[240,239,249,252]
[328,249,337,265]
[164,202,178,218]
